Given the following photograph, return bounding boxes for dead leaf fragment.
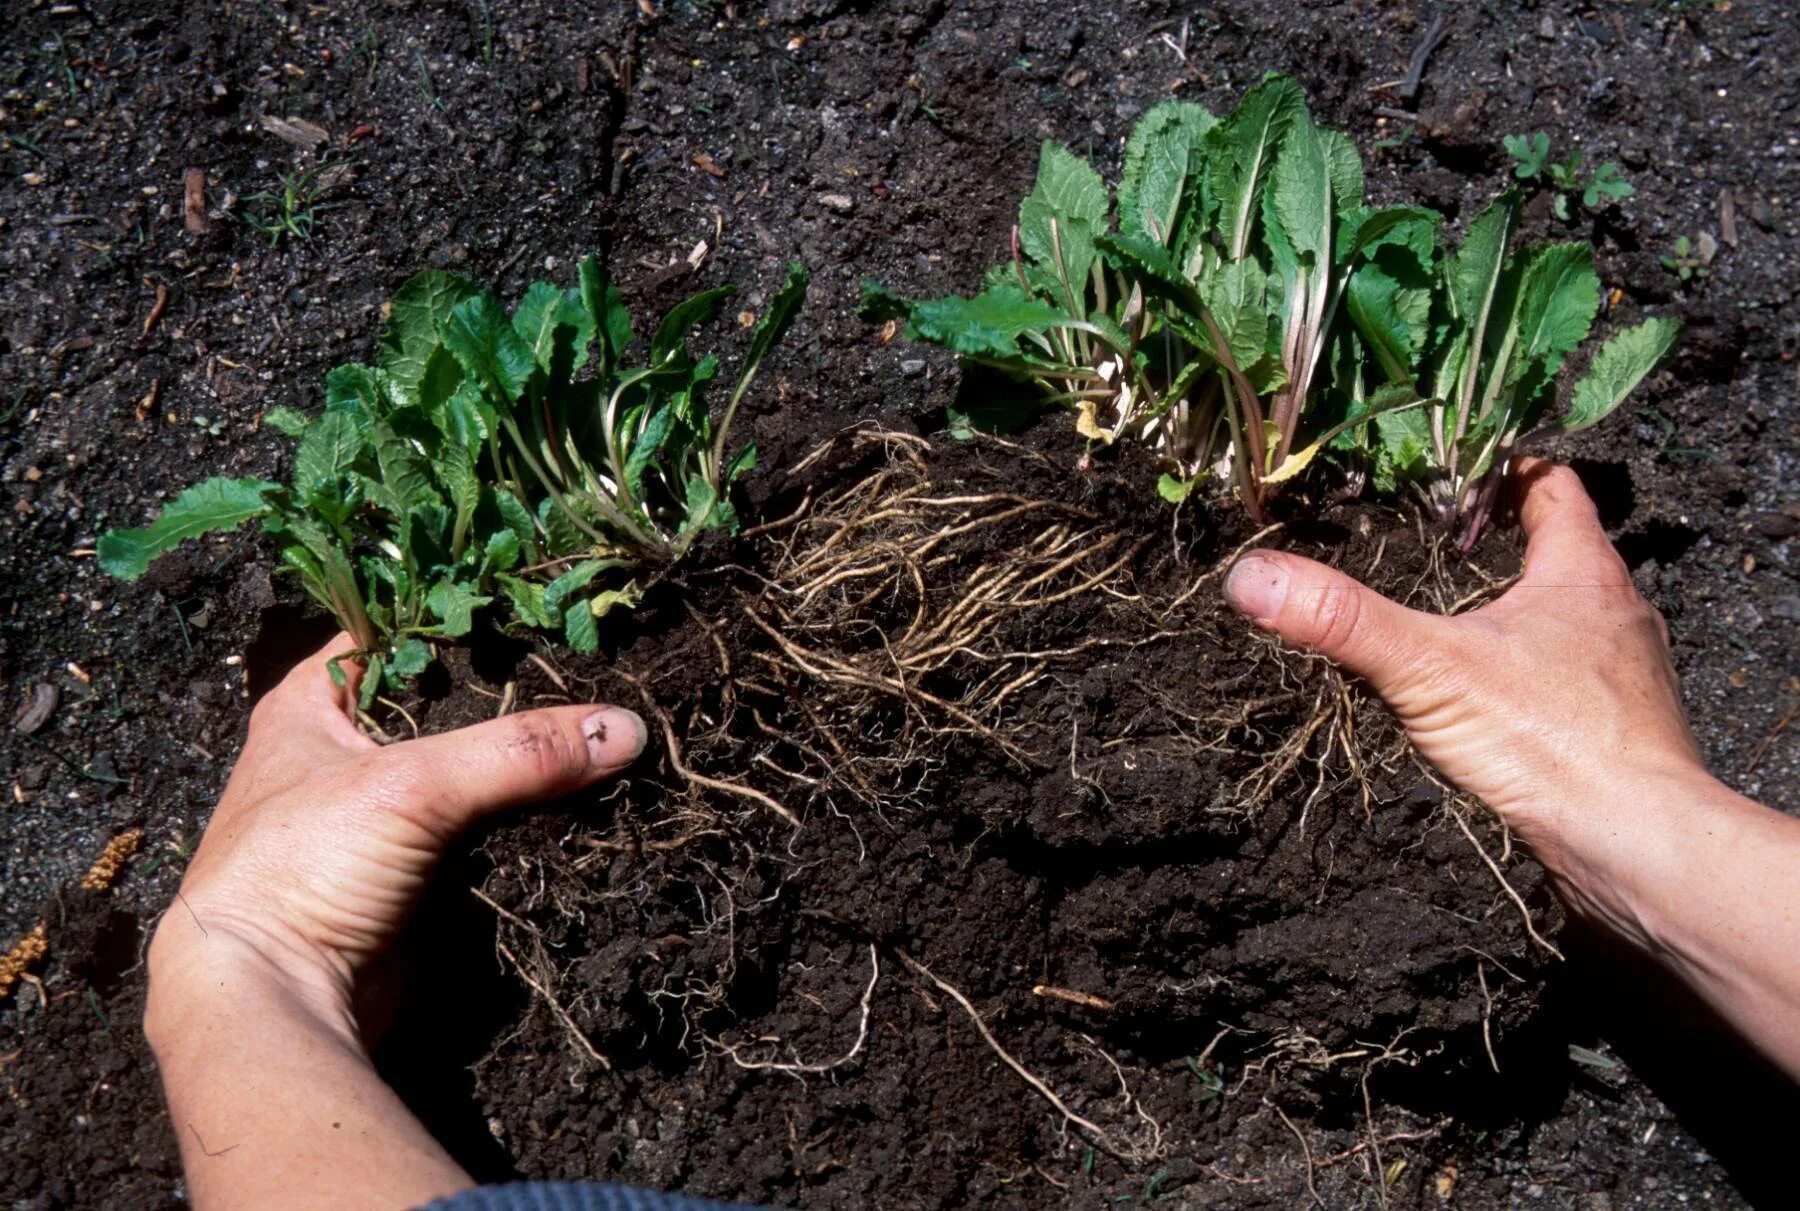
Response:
[259,114,330,150]
[692,152,727,179]
[12,683,58,735]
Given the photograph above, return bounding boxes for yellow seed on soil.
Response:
[80,829,144,892]
[0,922,48,998]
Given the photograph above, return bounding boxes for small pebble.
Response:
[818,193,854,213]
[899,359,926,376]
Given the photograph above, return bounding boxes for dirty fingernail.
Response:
[1223,556,1289,623]
[583,707,648,768]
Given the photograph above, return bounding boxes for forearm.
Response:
[147,930,472,1211]
[1527,766,1800,1081]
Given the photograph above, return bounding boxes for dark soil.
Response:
[4,2,1798,1209]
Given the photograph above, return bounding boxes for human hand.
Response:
[1220,459,1703,860]
[146,633,646,1043]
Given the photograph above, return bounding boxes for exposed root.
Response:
[623,673,801,829]
[496,938,612,1071]
[895,948,1163,1163]
[1444,798,1564,961]
[710,943,878,1077]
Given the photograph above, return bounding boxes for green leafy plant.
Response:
[1346,190,1679,545]
[1503,133,1633,222]
[864,76,1436,520]
[98,256,808,699]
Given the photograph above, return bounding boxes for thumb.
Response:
[383,704,648,833]
[1222,551,1445,695]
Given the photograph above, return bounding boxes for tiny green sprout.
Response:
[241,164,343,247]
[1505,133,1632,221]
[1502,131,1551,180]
[1661,233,1714,281]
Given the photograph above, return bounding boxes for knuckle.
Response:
[1304,583,1364,655]
[499,715,587,785]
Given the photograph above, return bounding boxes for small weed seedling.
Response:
[1503,132,1633,221]
[99,256,808,701]
[242,164,341,247]
[1661,233,1714,281]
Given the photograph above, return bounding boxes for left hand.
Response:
[146,632,646,1039]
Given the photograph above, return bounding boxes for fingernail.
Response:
[583,707,648,768]
[1223,556,1289,623]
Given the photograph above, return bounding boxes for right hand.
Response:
[1221,458,1704,855]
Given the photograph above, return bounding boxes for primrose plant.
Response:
[865,76,1439,521]
[99,256,808,701]
[1345,189,1678,545]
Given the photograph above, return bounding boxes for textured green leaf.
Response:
[379,270,479,397]
[1505,243,1600,387]
[425,578,490,637]
[372,426,441,511]
[1320,128,1364,218]
[294,411,363,507]
[1018,142,1108,301]
[497,573,555,629]
[98,477,280,580]
[1447,193,1519,324]
[1370,405,1433,493]
[579,254,633,371]
[1119,100,1215,247]
[904,285,1070,358]
[511,281,575,371]
[1269,116,1330,264]
[1198,258,1270,372]
[1564,316,1679,433]
[324,363,385,426]
[263,405,309,437]
[542,558,614,620]
[1207,74,1305,259]
[563,598,599,654]
[624,403,675,497]
[1345,261,1431,383]
[443,292,537,404]
[387,637,433,679]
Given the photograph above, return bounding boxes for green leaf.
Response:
[542,558,619,620]
[443,292,537,404]
[294,411,363,508]
[563,598,599,654]
[1197,257,1270,372]
[98,477,280,580]
[1370,405,1433,493]
[903,285,1071,358]
[1564,316,1679,433]
[1505,243,1600,387]
[1269,114,1330,264]
[497,573,555,629]
[372,425,441,510]
[1447,193,1519,324]
[1345,261,1431,383]
[1207,73,1306,259]
[579,254,633,371]
[624,403,676,497]
[737,262,809,393]
[724,441,757,483]
[441,452,481,550]
[387,637,433,679]
[1320,128,1365,219]
[1118,100,1215,247]
[479,529,522,577]
[264,405,309,437]
[1018,142,1108,302]
[380,270,479,397]
[324,363,386,427]
[512,281,574,371]
[1156,473,1197,503]
[425,578,490,637]
[679,474,720,536]
[653,286,737,365]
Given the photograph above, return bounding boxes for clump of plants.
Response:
[866,77,1675,543]
[1502,132,1633,222]
[99,257,808,700]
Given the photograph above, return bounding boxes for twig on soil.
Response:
[140,281,169,340]
[713,944,878,1076]
[895,949,1160,1163]
[1477,960,1499,1074]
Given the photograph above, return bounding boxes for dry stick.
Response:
[1267,1099,1324,1208]
[1447,803,1564,960]
[894,949,1154,1163]
[716,944,879,1075]
[495,940,611,1070]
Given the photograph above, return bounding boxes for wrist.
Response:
[146,906,362,1062]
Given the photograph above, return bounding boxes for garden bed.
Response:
[3,1,1798,1207]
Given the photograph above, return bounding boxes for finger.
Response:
[1223,551,1448,696]
[382,704,648,834]
[1512,458,1631,588]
